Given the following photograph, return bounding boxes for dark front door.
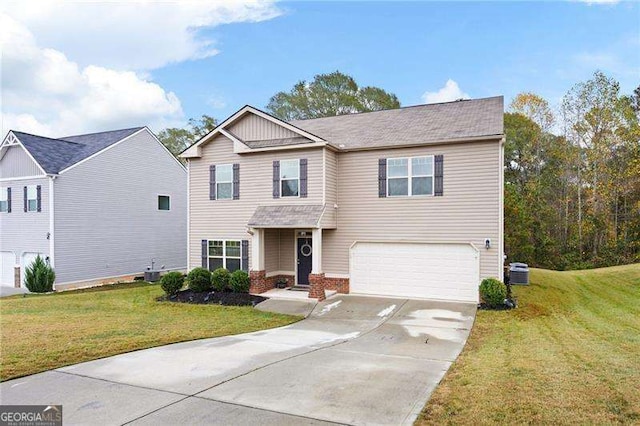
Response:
[297,237,313,285]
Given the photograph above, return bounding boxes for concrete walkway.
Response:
[0,295,476,425]
[0,286,28,298]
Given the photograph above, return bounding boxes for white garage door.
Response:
[1,252,16,287]
[350,242,480,302]
[20,252,43,288]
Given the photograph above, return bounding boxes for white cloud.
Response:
[0,1,282,136]
[421,79,470,104]
[1,14,183,137]
[0,0,282,70]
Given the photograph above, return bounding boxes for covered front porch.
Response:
[247,205,342,301]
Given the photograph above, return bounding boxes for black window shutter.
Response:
[241,240,249,271]
[378,159,387,198]
[272,160,280,198]
[23,186,27,212]
[300,158,308,198]
[209,165,216,200]
[434,155,444,196]
[7,187,11,213]
[233,163,240,200]
[36,185,41,212]
[201,240,208,269]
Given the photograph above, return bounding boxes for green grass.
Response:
[0,282,300,381]
[418,264,640,425]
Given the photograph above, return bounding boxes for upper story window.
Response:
[216,164,233,199]
[0,187,9,213]
[387,156,433,197]
[26,185,38,212]
[280,159,300,197]
[158,195,170,211]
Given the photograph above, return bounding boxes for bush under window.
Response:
[212,268,230,292]
[187,267,212,292]
[229,270,250,293]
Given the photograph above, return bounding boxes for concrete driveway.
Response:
[0,295,476,425]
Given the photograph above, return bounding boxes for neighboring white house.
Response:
[0,127,187,290]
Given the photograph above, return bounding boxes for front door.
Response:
[297,237,313,285]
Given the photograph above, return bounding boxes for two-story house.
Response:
[0,127,187,290]
[181,97,504,302]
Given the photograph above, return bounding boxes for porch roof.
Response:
[248,204,324,228]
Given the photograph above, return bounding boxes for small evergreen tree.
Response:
[24,255,55,293]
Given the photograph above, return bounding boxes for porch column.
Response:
[250,228,265,271]
[312,228,322,274]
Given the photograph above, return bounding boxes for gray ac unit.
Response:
[509,262,529,285]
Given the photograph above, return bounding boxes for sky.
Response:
[1,0,638,138]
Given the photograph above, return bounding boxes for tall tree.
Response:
[157,115,218,157]
[266,71,400,120]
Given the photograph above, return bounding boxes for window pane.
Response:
[412,176,433,195]
[226,258,241,272]
[0,188,6,202]
[0,201,6,212]
[209,257,223,271]
[216,164,232,182]
[27,185,37,199]
[388,158,408,177]
[412,157,433,176]
[158,195,170,210]
[28,200,37,211]
[209,241,223,257]
[282,179,299,197]
[280,159,299,179]
[217,182,232,199]
[225,240,241,257]
[388,178,408,196]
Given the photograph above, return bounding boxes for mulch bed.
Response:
[477,298,518,311]
[158,289,267,307]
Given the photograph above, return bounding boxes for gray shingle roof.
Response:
[289,96,504,150]
[248,204,325,228]
[12,127,143,174]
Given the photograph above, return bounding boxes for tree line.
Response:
[158,71,640,270]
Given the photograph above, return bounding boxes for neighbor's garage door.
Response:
[1,252,16,287]
[350,242,480,302]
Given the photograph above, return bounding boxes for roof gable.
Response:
[3,127,143,174]
[180,106,325,158]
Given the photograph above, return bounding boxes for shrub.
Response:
[24,255,55,293]
[211,268,230,292]
[187,267,212,292]
[229,270,250,293]
[479,278,507,308]
[160,271,184,296]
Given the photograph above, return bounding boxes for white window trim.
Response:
[26,185,38,212]
[280,159,300,198]
[0,187,8,213]
[215,164,234,200]
[157,194,171,211]
[208,239,242,271]
[387,155,434,197]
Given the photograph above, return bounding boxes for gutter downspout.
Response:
[48,175,56,287]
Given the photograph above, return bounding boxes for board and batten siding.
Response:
[227,113,300,141]
[322,139,503,280]
[0,145,44,178]
[53,130,187,285]
[0,177,50,263]
[188,134,323,270]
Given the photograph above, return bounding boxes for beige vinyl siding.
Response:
[323,140,502,280]
[227,113,300,141]
[188,134,323,269]
[0,146,44,178]
[278,229,295,271]
[265,228,279,271]
[320,148,338,228]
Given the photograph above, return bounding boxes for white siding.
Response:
[53,130,187,284]
[0,178,50,267]
[0,145,43,178]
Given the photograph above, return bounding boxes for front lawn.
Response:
[419,264,640,424]
[0,282,300,381]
